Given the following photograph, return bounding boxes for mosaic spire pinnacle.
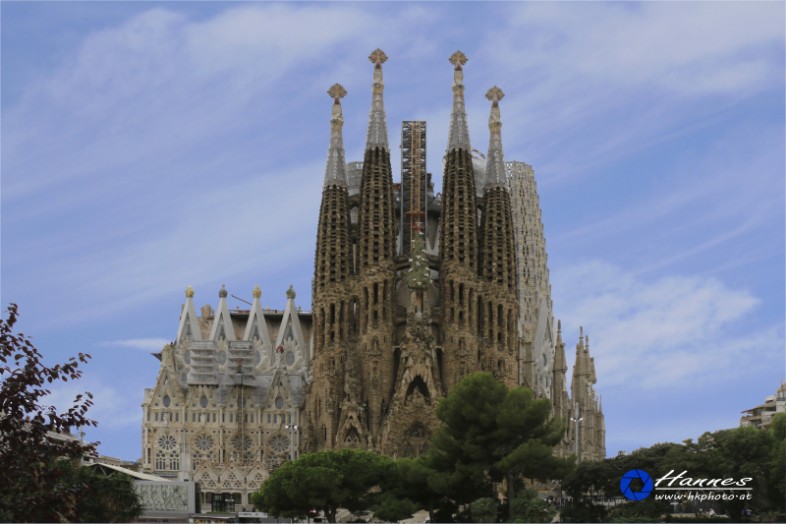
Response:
[447,51,471,152]
[365,49,389,151]
[324,83,348,187]
[484,86,506,188]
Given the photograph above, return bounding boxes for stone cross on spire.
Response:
[370,48,388,66]
[484,86,506,187]
[447,51,471,152]
[365,49,389,150]
[324,83,348,187]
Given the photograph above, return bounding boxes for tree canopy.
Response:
[562,420,786,522]
[429,372,571,520]
[252,448,393,522]
[0,303,143,522]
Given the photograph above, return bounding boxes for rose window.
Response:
[195,435,214,451]
[158,434,177,451]
[269,435,289,453]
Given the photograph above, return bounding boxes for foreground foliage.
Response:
[0,303,142,522]
[254,373,571,522]
[252,448,393,522]
[562,416,786,522]
[0,303,97,521]
[429,372,572,521]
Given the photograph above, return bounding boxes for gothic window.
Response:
[155,450,167,470]
[269,435,289,453]
[195,435,215,452]
[275,396,284,409]
[344,429,361,447]
[200,395,208,408]
[163,395,171,408]
[158,435,177,451]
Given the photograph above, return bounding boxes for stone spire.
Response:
[365,49,389,151]
[324,84,348,187]
[484,86,506,188]
[447,50,471,152]
[177,285,202,343]
[210,285,235,341]
[553,320,567,373]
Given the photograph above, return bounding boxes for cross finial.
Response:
[327,83,347,101]
[369,49,388,66]
[449,50,468,69]
[486,86,505,104]
[219,284,228,298]
[252,285,261,299]
[185,285,194,298]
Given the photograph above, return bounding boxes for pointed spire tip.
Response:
[365,49,389,150]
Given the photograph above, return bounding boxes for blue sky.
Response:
[2,1,784,461]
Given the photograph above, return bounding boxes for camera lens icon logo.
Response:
[620,469,654,501]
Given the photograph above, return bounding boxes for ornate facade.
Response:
[305,50,604,459]
[142,50,605,509]
[141,285,311,510]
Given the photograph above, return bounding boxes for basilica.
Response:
[141,50,605,511]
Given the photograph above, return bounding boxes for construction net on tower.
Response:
[400,121,428,255]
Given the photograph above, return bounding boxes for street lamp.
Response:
[571,402,583,463]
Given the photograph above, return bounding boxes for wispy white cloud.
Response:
[43,378,143,434]
[470,2,784,183]
[497,2,783,95]
[553,260,780,389]
[99,338,171,351]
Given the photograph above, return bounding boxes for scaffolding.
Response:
[400,121,427,255]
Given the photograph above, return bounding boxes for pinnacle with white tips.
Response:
[324,84,348,187]
[484,86,506,188]
[365,49,389,151]
[447,51,471,152]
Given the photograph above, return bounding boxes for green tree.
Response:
[252,448,392,522]
[429,372,571,520]
[371,492,419,523]
[0,303,97,522]
[564,423,786,522]
[767,413,786,515]
[376,456,444,522]
[469,497,498,523]
[62,462,142,522]
[509,488,556,523]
